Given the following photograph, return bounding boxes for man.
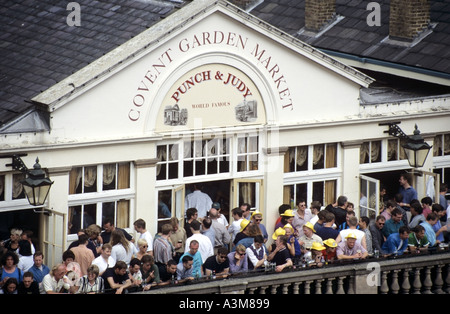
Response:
[228,207,244,243]
[212,202,229,228]
[184,207,198,238]
[420,212,443,247]
[127,258,143,292]
[292,199,313,238]
[329,195,348,227]
[91,243,115,276]
[185,183,213,219]
[209,208,231,252]
[251,210,268,242]
[133,218,154,255]
[246,235,267,270]
[227,244,248,274]
[268,235,293,272]
[101,218,133,244]
[315,211,339,240]
[370,215,386,253]
[240,203,252,221]
[299,222,323,252]
[432,204,448,244]
[359,216,373,254]
[70,233,95,276]
[179,240,203,278]
[336,233,368,260]
[398,173,417,211]
[101,261,132,294]
[439,184,448,208]
[336,216,367,250]
[201,217,215,248]
[27,251,50,284]
[158,259,178,285]
[309,201,322,226]
[381,226,410,256]
[408,225,429,253]
[408,201,425,229]
[202,247,230,278]
[176,255,194,282]
[382,208,404,238]
[421,196,433,218]
[40,263,71,294]
[153,223,174,267]
[185,219,214,263]
[17,271,40,294]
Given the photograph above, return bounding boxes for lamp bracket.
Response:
[379,122,409,140]
[2,154,29,173]
[33,207,52,215]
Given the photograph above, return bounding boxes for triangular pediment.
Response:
[30,0,373,142]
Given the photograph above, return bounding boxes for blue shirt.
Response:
[179,251,203,278]
[399,186,417,209]
[420,221,437,246]
[381,233,408,255]
[28,264,50,283]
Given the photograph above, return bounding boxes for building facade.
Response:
[1,0,450,268]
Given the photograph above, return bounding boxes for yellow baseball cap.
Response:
[303,222,316,233]
[281,209,295,217]
[240,219,250,232]
[311,242,326,251]
[323,239,337,248]
[251,210,263,219]
[272,227,286,240]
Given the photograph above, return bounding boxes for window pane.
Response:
[118,163,130,189]
[103,163,116,191]
[388,139,398,161]
[69,205,81,234]
[158,190,172,219]
[102,202,115,227]
[0,175,4,201]
[69,167,82,194]
[117,200,129,229]
[12,173,25,199]
[313,144,324,169]
[325,143,337,168]
[84,166,97,193]
[371,141,381,163]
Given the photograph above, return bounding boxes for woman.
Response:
[133,239,150,260]
[0,251,23,286]
[110,229,137,265]
[76,264,105,294]
[0,277,18,294]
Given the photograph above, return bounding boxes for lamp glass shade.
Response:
[22,183,52,206]
[402,146,431,168]
[20,158,53,207]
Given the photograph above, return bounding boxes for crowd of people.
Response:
[0,174,448,294]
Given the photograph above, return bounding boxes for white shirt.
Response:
[185,190,213,218]
[92,255,116,275]
[111,242,137,265]
[137,231,154,252]
[228,218,243,242]
[18,255,34,272]
[185,233,214,263]
[339,228,366,247]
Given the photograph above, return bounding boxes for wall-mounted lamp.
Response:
[2,154,53,211]
[380,122,432,169]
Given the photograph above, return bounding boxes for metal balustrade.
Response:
[137,251,450,294]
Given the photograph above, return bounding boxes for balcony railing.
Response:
[137,251,450,294]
